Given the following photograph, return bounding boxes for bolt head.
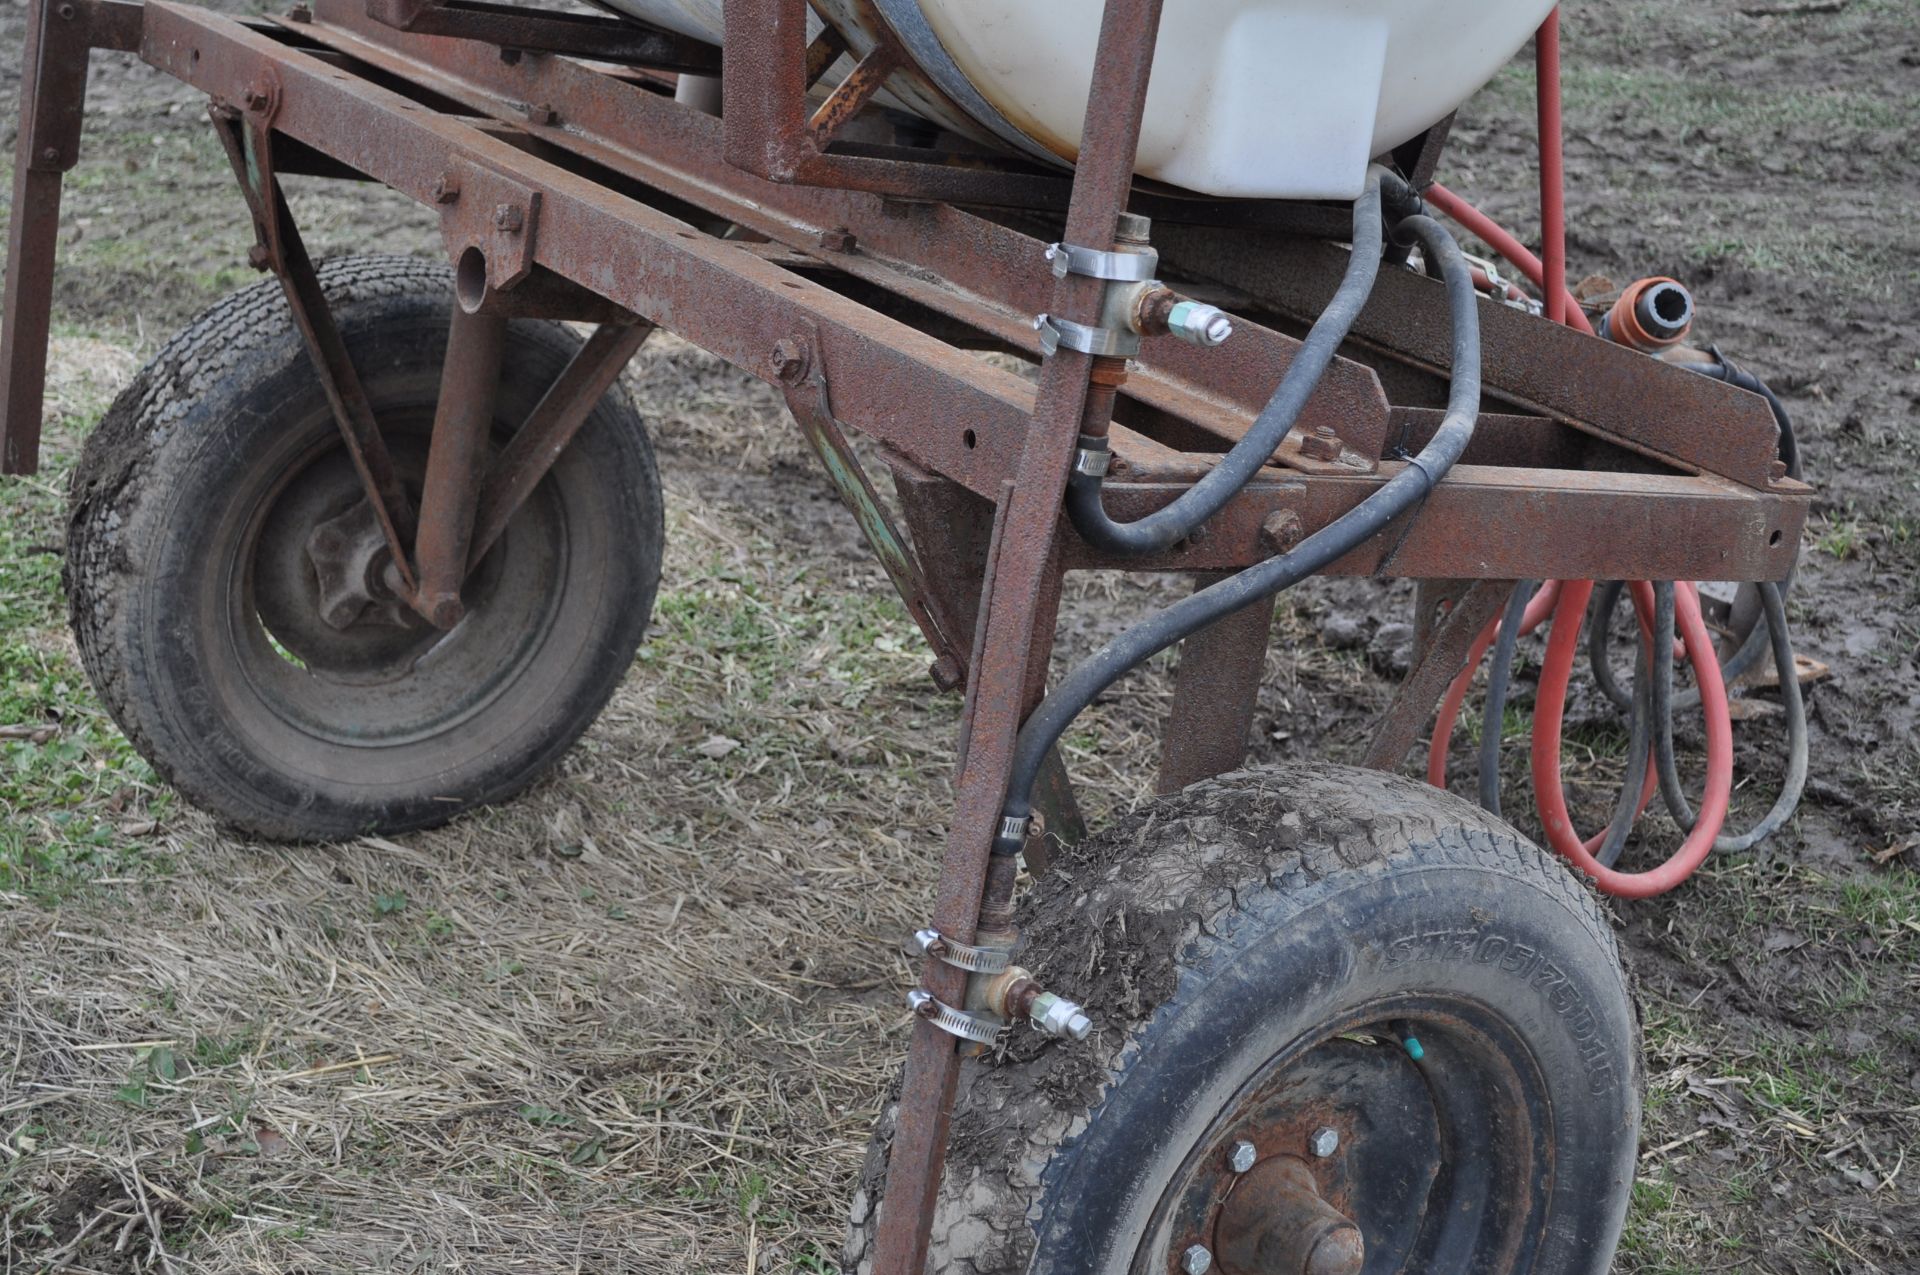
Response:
[1180,1244,1213,1274]
[56,2,77,18]
[1259,509,1303,554]
[431,175,460,204]
[928,653,964,691]
[246,243,273,271]
[244,86,271,110]
[492,203,524,233]
[817,226,855,253]
[1298,425,1344,462]
[40,146,61,164]
[1310,1127,1340,1158]
[286,2,312,20]
[770,338,807,382]
[528,101,557,126]
[1227,1140,1258,1174]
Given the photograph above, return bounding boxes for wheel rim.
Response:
[1140,995,1553,1275]
[229,409,571,749]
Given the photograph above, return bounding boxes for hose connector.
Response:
[1602,276,1693,352]
[1166,300,1233,348]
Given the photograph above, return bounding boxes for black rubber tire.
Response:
[65,256,663,841]
[845,762,1640,1275]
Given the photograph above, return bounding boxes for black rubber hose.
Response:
[1593,638,1656,870]
[1477,579,1538,817]
[992,213,1482,851]
[1651,581,1807,852]
[1064,172,1391,555]
[1588,581,1634,713]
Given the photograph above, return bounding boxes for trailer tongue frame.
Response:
[1,0,1807,1269]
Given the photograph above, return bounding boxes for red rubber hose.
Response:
[1530,579,1733,897]
[1424,185,1594,336]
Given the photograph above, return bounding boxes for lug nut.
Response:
[1310,1127,1340,1158]
[1228,1140,1258,1174]
[1180,1244,1213,1274]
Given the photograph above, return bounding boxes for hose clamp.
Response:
[1035,313,1140,359]
[905,927,1014,974]
[1044,241,1159,282]
[1072,447,1111,479]
[998,814,1031,842]
[907,989,1005,1044]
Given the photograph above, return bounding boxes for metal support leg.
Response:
[467,320,654,571]
[413,306,507,628]
[211,106,421,595]
[871,0,1168,1268]
[1362,578,1512,772]
[1,0,95,474]
[1156,576,1275,795]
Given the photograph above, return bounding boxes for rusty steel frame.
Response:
[0,0,1813,1267]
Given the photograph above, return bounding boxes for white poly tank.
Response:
[597,0,1555,199]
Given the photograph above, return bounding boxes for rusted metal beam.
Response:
[1361,578,1511,772]
[2,0,99,474]
[210,104,421,594]
[468,320,654,572]
[1156,576,1275,795]
[412,305,506,628]
[363,0,720,72]
[870,0,1169,1266]
[279,3,1395,467]
[774,334,968,687]
[1157,226,1790,490]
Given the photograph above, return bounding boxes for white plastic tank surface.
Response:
[594,0,1556,199]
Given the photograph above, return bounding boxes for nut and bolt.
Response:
[817,226,856,253]
[430,174,461,205]
[286,2,311,21]
[1227,1140,1258,1174]
[1259,509,1304,554]
[1180,1243,1214,1274]
[40,146,61,164]
[1114,211,1153,245]
[246,243,273,271]
[928,653,964,691]
[527,101,558,126]
[1166,300,1233,348]
[492,203,524,233]
[770,338,808,383]
[1299,424,1344,462]
[244,87,271,111]
[1310,1127,1340,1158]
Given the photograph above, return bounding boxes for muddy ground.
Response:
[3,0,1918,1271]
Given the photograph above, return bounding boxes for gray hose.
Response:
[1476,579,1538,817]
[1065,171,1398,555]
[992,212,1483,852]
[1651,581,1807,852]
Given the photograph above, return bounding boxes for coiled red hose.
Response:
[1419,9,1739,896]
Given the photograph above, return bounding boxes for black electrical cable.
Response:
[990,212,1483,853]
[1064,170,1399,556]
[1477,579,1538,817]
[1651,580,1807,852]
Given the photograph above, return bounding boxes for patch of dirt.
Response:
[2,0,1916,1272]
